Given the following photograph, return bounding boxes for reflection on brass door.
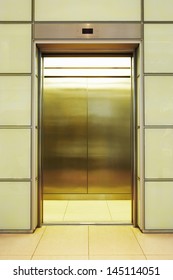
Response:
[42,77,131,197]
[88,78,131,194]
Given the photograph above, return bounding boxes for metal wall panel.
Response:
[88,78,131,194]
[42,78,88,194]
[42,75,132,198]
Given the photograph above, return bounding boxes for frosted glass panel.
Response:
[0,0,31,21]
[0,129,31,178]
[145,76,173,125]
[145,129,173,178]
[0,76,31,125]
[145,182,173,229]
[0,182,30,229]
[144,0,173,21]
[35,0,140,21]
[144,25,173,73]
[0,25,31,73]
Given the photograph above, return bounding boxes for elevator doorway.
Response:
[41,56,134,224]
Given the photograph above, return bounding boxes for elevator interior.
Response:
[41,55,133,224]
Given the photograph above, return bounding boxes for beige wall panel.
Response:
[145,76,173,125]
[0,24,31,73]
[144,0,173,21]
[144,25,173,73]
[0,76,31,125]
[0,0,31,21]
[35,0,141,21]
[0,129,31,179]
[145,182,173,229]
[0,182,30,229]
[145,129,173,179]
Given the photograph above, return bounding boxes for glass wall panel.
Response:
[0,129,31,179]
[0,76,31,125]
[0,24,31,73]
[144,0,173,21]
[145,76,173,125]
[145,129,173,179]
[0,182,30,229]
[145,182,173,229]
[0,0,31,21]
[144,25,173,73]
[35,0,141,21]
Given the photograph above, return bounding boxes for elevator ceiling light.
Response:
[44,57,131,68]
[44,57,131,77]
[44,68,131,77]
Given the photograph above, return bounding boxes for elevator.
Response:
[41,55,134,224]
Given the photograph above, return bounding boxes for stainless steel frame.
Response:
[34,23,141,227]
[34,23,141,40]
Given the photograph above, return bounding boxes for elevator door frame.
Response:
[37,42,138,227]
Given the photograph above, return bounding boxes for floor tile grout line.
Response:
[106,200,113,221]
[30,226,47,260]
[130,227,147,260]
[63,200,69,221]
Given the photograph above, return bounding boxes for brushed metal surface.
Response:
[44,194,131,200]
[88,78,131,194]
[42,62,132,199]
[42,78,88,194]
[34,23,141,40]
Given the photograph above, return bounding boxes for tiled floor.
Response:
[1,225,173,260]
[43,200,131,223]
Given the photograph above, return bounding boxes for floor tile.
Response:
[0,227,45,256]
[89,255,146,260]
[107,200,131,222]
[146,255,173,260]
[0,256,31,260]
[89,226,143,255]
[132,228,173,254]
[64,201,111,222]
[34,226,88,256]
[32,255,88,260]
[43,200,132,223]
[43,200,68,223]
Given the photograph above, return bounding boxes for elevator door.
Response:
[42,74,132,199]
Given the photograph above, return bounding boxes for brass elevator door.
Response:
[42,77,132,199]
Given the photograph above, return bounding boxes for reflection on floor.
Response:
[43,200,131,224]
[1,226,173,260]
